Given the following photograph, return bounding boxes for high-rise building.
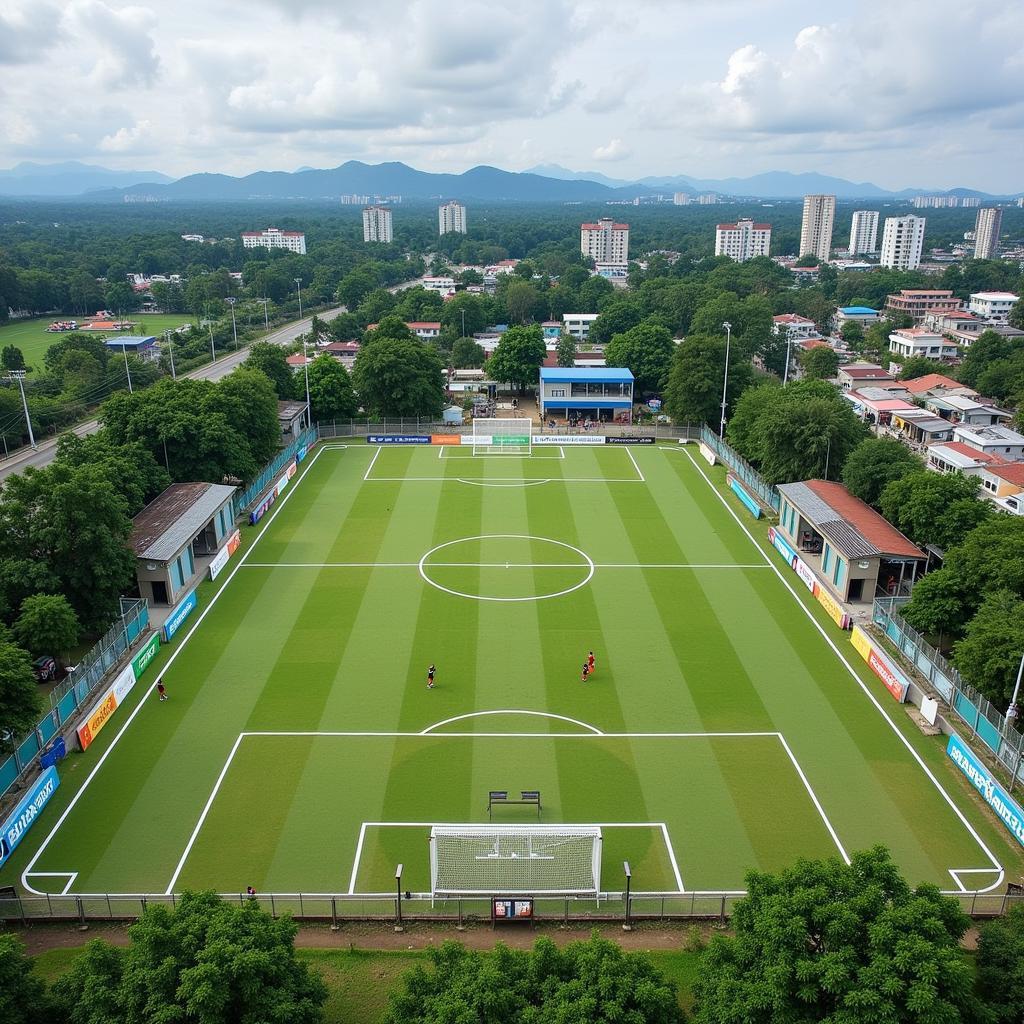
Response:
[697,193,719,205]
[880,215,926,270]
[799,195,836,262]
[240,227,306,254]
[714,219,771,262]
[673,192,690,206]
[960,197,982,208]
[580,217,630,266]
[848,210,879,255]
[362,205,393,243]
[438,201,467,235]
[973,207,1003,260]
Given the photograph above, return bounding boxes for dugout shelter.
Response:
[539,366,634,424]
[131,482,237,607]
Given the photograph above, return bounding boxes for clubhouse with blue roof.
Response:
[539,366,634,424]
[104,335,158,361]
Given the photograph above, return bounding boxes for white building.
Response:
[580,218,629,267]
[438,201,467,235]
[562,313,600,343]
[968,291,1018,324]
[848,211,879,255]
[913,195,958,208]
[799,195,836,263]
[960,197,982,208]
[422,276,456,294]
[714,219,771,262]
[888,327,958,361]
[180,234,204,243]
[953,424,1024,461]
[673,193,690,205]
[362,205,393,243]
[973,208,1003,260]
[880,215,926,270]
[241,227,306,255]
[697,194,719,205]
[773,313,819,341]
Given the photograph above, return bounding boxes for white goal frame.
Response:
[430,824,602,897]
[471,417,533,456]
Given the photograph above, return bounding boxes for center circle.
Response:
[418,534,595,602]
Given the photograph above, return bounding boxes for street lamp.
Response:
[1005,653,1023,731]
[623,861,632,931]
[258,297,270,332]
[295,278,303,320]
[394,864,404,932]
[121,341,134,394]
[164,330,176,379]
[719,321,732,439]
[208,321,216,363]
[5,371,35,448]
[781,325,793,387]
[226,297,238,349]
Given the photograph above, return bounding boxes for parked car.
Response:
[32,656,59,683]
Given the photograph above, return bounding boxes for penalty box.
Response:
[170,729,847,896]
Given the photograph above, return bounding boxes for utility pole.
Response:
[165,331,176,379]
[208,321,216,362]
[781,325,793,386]
[6,371,35,448]
[122,342,134,393]
[226,297,238,349]
[295,278,303,320]
[258,297,270,331]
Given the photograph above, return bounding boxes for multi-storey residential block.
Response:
[580,218,629,267]
[884,289,960,321]
[799,195,835,262]
[880,215,925,270]
[969,291,1018,323]
[362,205,393,243]
[714,219,771,262]
[673,193,690,205]
[241,227,306,254]
[973,208,1003,260]
[848,211,879,254]
[438,201,467,235]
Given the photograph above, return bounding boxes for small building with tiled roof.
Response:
[837,364,895,389]
[899,373,972,396]
[776,480,926,604]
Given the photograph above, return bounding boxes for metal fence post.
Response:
[331,897,339,931]
[76,896,87,931]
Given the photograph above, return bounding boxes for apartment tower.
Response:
[580,217,630,267]
[438,201,467,235]
[799,194,836,262]
[973,207,1003,260]
[714,219,772,262]
[848,210,879,255]
[880,215,926,270]
[362,205,393,243]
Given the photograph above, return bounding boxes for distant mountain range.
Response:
[0,161,173,196]
[0,159,1013,201]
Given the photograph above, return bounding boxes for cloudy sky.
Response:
[2,0,1022,190]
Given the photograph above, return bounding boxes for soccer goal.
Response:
[430,825,602,896]
[472,417,533,455]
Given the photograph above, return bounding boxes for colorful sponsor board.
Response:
[605,436,655,445]
[162,588,198,643]
[814,583,852,630]
[431,434,462,445]
[0,765,59,868]
[698,441,717,466]
[367,435,431,444]
[77,663,137,751]
[472,435,530,447]
[793,556,817,593]
[227,529,241,556]
[727,474,762,519]
[851,625,909,702]
[249,463,297,525]
[767,528,852,629]
[296,445,308,462]
[130,632,160,680]
[767,526,797,564]
[534,435,605,445]
[208,528,242,582]
[947,733,1024,849]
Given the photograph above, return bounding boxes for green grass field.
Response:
[8,441,1022,904]
[0,314,195,369]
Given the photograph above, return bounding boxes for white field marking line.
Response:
[365,476,643,484]
[420,710,604,735]
[23,871,78,896]
[164,731,246,894]
[19,443,333,897]
[661,823,685,892]
[680,446,1006,893]
[624,446,645,482]
[348,823,368,893]
[775,734,850,864]
[241,561,769,570]
[363,445,382,481]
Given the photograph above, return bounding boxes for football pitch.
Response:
[17,441,1014,900]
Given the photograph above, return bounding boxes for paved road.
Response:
[0,306,346,482]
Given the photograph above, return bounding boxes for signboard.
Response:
[851,625,909,702]
[0,765,59,868]
[77,663,138,751]
[793,556,817,593]
[431,434,462,445]
[698,441,717,466]
[728,474,762,519]
[605,436,655,445]
[947,733,1024,848]
[533,435,605,445]
[813,583,852,630]
[162,588,198,643]
[296,445,308,462]
[767,526,797,566]
[227,529,241,556]
[209,528,242,581]
[492,896,534,922]
[367,435,430,444]
[921,696,939,725]
[130,632,160,680]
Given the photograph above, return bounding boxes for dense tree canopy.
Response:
[952,590,1024,706]
[14,593,80,660]
[352,336,445,417]
[485,325,546,391]
[799,345,839,380]
[243,341,296,399]
[878,470,990,551]
[305,354,357,421]
[0,934,53,1024]
[976,903,1024,1024]
[665,333,753,426]
[841,437,922,507]
[0,640,42,752]
[604,320,675,395]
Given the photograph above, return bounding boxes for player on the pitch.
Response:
[587,650,596,674]
[581,661,589,683]
[427,664,436,689]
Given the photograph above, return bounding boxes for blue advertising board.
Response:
[0,764,60,868]
[368,435,431,444]
[729,476,762,519]
[767,527,797,565]
[162,588,198,642]
[946,733,1024,848]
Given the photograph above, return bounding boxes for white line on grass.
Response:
[348,823,368,893]
[363,445,382,481]
[624,446,645,482]
[23,871,78,895]
[660,823,685,892]
[677,445,1006,893]
[240,561,769,570]
[20,443,333,897]
[420,710,604,735]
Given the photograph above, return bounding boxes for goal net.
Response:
[430,825,602,896]
[472,417,532,455]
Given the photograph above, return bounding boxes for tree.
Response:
[503,279,541,325]
[0,933,53,1024]
[385,935,683,1024]
[14,593,80,660]
[353,337,445,417]
[556,330,576,367]
[243,341,295,399]
[485,325,546,391]
[0,641,42,752]
[604,321,675,395]
[726,380,780,460]
[51,891,327,1024]
[958,330,1016,389]
[879,471,990,551]
[588,299,644,346]
[841,320,865,346]
[692,846,977,1024]
[665,333,752,426]
[799,345,839,380]
[1,345,25,371]
[306,355,357,421]
[451,337,485,369]
[841,437,922,507]
[952,590,1024,708]
[896,355,942,381]
[976,902,1024,1023]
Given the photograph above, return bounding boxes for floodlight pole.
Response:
[165,331,176,379]
[782,326,793,386]
[7,371,35,448]
[394,864,404,932]
[208,321,216,363]
[227,297,238,349]
[1004,652,1023,738]
[622,861,632,931]
[719,321,732,438]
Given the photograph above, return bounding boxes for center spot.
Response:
[418,534,595,602]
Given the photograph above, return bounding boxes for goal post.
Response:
[430,825,602,896]
[472,418,533,455]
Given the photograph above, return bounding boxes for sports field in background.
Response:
[11,441,1019,899]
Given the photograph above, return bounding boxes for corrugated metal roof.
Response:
[540,367,634,382]
[132,482,237,562]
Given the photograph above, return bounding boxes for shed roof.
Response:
[540,367,634,383]
[277,400,307,421]
[131,482,237,562]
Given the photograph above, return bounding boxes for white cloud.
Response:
[98,119,156,153]
[0,2,64,65]
[64,0,161,87]
[592,138,630,161]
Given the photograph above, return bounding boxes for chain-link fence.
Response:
[699,426,781,513]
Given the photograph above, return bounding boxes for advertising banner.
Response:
[698,441,717,466]
[793,557,817,593]
[77,663,137,751]
[431,434,462,445]
[0,765,59,868]
[209,528,242,581]
[814,583,852,630]
[275,472,290,494]
[250,491,276,525]
[851,625,909,701]
[285,461,297,480]
[534,435,605,445]
[162,588,198,643]
[947,733,1024,848]
[297,445,308,462]
[368,435,431,444]
[728,475,762,519]
[767,527,797,566]
[605,436,655,445]
[130,633,160,680]
[227,529,241,556]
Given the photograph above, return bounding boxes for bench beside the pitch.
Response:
[487,790,542,819]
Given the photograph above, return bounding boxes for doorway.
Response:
[151,580,168,605]
[848,578,864,602]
